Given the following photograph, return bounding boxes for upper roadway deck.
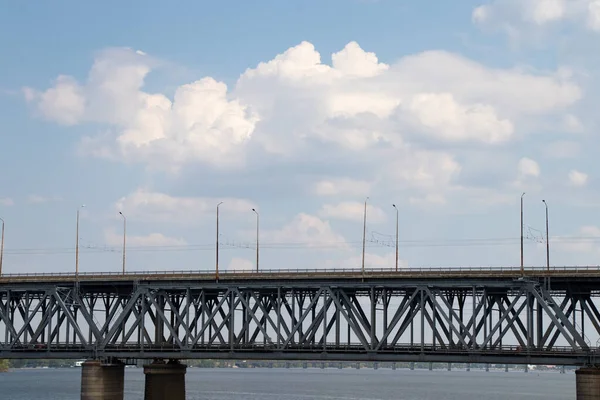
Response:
[1,266,600,285]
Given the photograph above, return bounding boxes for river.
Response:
[0,367,575,399]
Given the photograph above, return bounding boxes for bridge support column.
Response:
[485,363,489,372]
[144,360,186,400]
[576,367,600,399]
[409,362,414,370]
[447,363,451,371]
[466,363,470,372]
[505,364,509,372]
[391,362,396,370]
[428,362,432,371]
[80,360,124,400]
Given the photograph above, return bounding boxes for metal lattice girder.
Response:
[0,277,599,365]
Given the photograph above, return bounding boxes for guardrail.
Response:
[1,265,600,279]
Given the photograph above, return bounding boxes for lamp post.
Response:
[216,202,223,280]
[119,212,126,275]
[75,205,85,277]
[0,217,4,276]
[252,208,259,273]
[362,197,369,275]
[521,192,525,274]
[392,204,399,272]
[542,200,550,289]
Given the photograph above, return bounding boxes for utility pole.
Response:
[119,212,126,275]
[362,197,369,276]
[521,192,525,275]
[216,202,223,280]
[392,204,399,272]
[0,217,4,276]
[75,205,85,277]
[252,208,259,273]
[543,200,550,290]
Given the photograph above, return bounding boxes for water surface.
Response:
[0,367,576,400]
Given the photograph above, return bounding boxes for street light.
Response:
[119,212,126,275]
[75,205,85,277]
[542,199,550,275]
[252,208,259,273]
[521,192,526,274]
[216,202,223,280]
[392,204,399,272]
[0,217,4,276]
[362,197,369,275]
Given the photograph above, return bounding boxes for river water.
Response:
[0,367,575,399]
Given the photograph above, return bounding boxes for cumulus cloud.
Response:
[25,49,259,169]
[568,169,588,186]
[518,157,541,178]
[114,189,256,224]
[25,42,580,174]
[407,92,513,143]
[473,0,600,33]
[263,213,347,248]
[22,41,585,212]
[318,202,386,223]
[104,229,187,247]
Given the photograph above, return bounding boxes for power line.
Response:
[3,235,600,256]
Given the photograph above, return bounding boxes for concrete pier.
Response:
[505,364,509,372]
[466,363,470,372]
[409,362,414,370]
[144,360,187,400]
[447,363,451,371]
[428,362,433,371]
[80,360,124,400]
[576,368,600,399]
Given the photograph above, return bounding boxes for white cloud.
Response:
[407,92,513,143]
[313,178,371,197]
[26,49,259,170]
[568,169,588,186]
[114,189,256,224]
[318,202,386,223]
[263,213,347,249]
[227,257,254,271]
[25,42,581,180]
[473,0,600,33]
[104,229,187,247]
[0,197,14,206]
[23,76,85,125]
[518,157,541,178]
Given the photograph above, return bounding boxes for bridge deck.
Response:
[2,266,600,284]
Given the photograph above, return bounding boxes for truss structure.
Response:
[0,277,599,365]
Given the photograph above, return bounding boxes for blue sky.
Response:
[1,0,600,274]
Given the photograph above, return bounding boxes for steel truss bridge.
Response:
[1,267,600,365]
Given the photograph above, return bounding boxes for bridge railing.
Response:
[1,265,600,278]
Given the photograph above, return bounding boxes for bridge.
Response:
[2,266,600,399]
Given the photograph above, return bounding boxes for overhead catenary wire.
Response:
[2,235,600,256]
